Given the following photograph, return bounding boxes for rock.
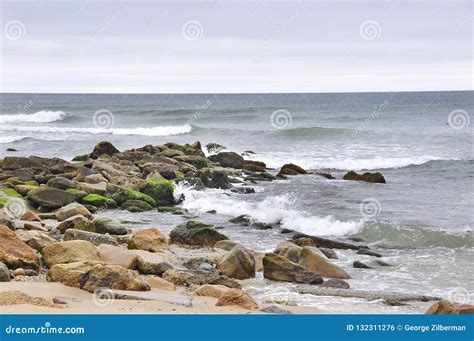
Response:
[93,217,127,235]
[77,182,107,195]
[321,278,350,289]
[80,194,117,208]
[64,229,118,246]
[56,203,92,221]
[75,167,100,182]
[42,240,101,267]
[319,248,338,259]
[277,163,308,177]
[20,211,41,222]
[84,174,106,184]
[278,244,302,263]
[298,246,351,279]
[0,224,39,270]
[162,269,241,289]
[315,172,335,179]
[244,172,276,182]
[292,232,366,250]
[169,220,228,247]
[121,200,154,212]
[0,210,14,229]
[11,268,37,277]
[260,306,292,314]
[353,261,372,269]
[209,170,232,189]
[205,143,226,153]
[0,291,60,308]
[343,171,386,184]
[230,187,255,194]
[196,263,218,274]
[23,222,47,232]
[214,240,239,251]
[175,155,209,169]
[0,262,10,282]
[141,179,174,206]
[194,284,228,298]
[27,187,76,209]
[242,160,266,172]
[72,219,96,232]
[357,247,382,258]
[134,250,178,275]
[56,214,89,234]
[91,141,120,159]
[145,276,176,291]
[2,156,41,170]
[425,299,474,314]
[15,230,57,251]
[47,261,150,292]
[97,244,137,269]
[216,289,258,310]
[128,227,168,252]
[46,177,76,191]
[208,152,244,168]
[370,260,392,267]
[262,253,323,284]
[218,245,255,280]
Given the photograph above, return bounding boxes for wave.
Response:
[176,185,363,236]
[250,153,457,171]
[0,111,71,124]
[0,136,28,144]
[356,221,473,248]
[0,124,192,137]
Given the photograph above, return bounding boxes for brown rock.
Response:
[15,230,57,251]
[217,245,255,280]
[91,141,120,159]
[129,227,168,252]
[20,211,42,222]
[0,224,39,270]
[0,291,61,308]
[262,253,322,284]
[277,163,308,177]
[298,246,350,279]
[97,244,137,269]
[216,289,258,310]
[145,276,176,291]
[343,170,386,184]
[42,240,100,267]
[56,203,92,221]
[426,299,474,314]
[194,284,228,298]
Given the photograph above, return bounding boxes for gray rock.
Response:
[262,253,323,284]
[208,152,244,168]
[0,262,11,282]
[259,306,292,314]
[27,187,76,209]
[357,247,382,258]
[217,245,255,280]
[169,220,228,247]
[64,229,118,246]
[321,278,350,289]
[56,215,89,234]
[92,217,127,235]
[46,177,77,191]
[353,261,372,269]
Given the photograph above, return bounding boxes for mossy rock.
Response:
[66,188,88,201]
[126,189,156,207]
[141,179,174,206]
[80,194,117,208]
[5,178,38,186]
[73,220,96,232]
[121,199,154,212]
[14,184,38,196]
[157,206,184,215]
[0,187,24,198]
[0,197,11,206]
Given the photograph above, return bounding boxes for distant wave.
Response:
[0,124,192,137]
[177,186,363,237]
[357,221,473,248]
[0,110,71,124]
[0,136,27,144]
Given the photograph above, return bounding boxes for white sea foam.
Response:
[0,124,192,137]
[0,136,26,144]
[0,111,71,124]
[176,184,363,237]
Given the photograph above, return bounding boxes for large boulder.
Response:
[0,224,39,270]
[298,247,350,279]
[0,262,10,282]
[209,170,232,189]
[97,244,137,269]
[56,203,92,221]
[218,245,255,280]
[27,187,76,208]
[46,177,76,191]
[128,227,168,252]
[56,214,89,234]
[91,141,120,159]
[42,240,100,267]
[208,152,244,168]
[262,253,323,284]
[92,217,127,235]
[277,163,307,177]
[47,261,150,292]
[342,171,386,184]
[63,229,118,246]
[140,179,174,206]
[2,156,42,170]
[216,289,258,310]
[169,220,228,247]
[133,249,178,275]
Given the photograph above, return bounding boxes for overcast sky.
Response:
[0,0,472,93]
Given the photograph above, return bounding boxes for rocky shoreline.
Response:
[0,141,471,314]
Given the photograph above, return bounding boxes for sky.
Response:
[0,0,472,93]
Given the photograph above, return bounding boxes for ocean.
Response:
[0,91,472,313]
